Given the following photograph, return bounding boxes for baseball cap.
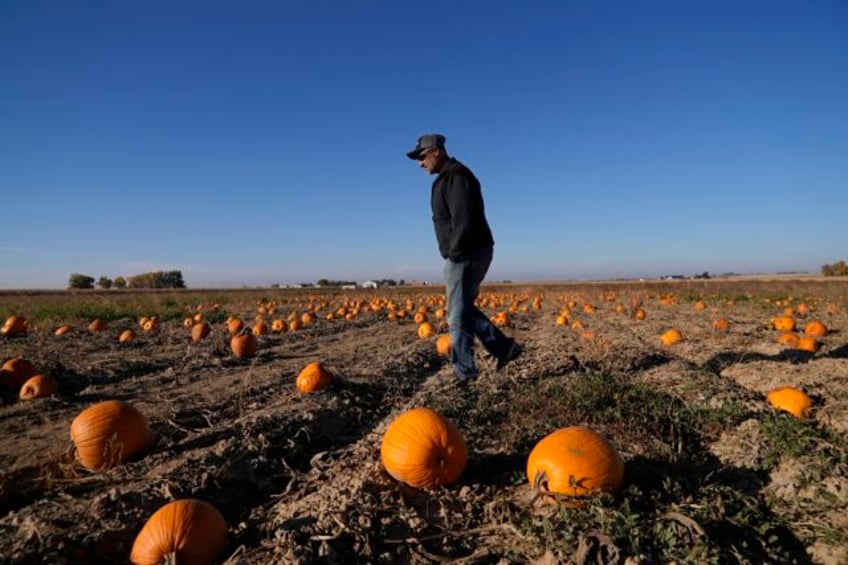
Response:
[406,133,446,160]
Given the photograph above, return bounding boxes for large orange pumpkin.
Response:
[19,374,57,400]
[766,387,812,419]
[1,315,28,337]
[380,407,467,489]
[296,361,333,393]
[70,400,151,470]
[1,357,37,390]
[230,332,258,358]
[130,499,227,565]
[526,426,624,500]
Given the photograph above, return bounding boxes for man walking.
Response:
[406,133,522,383]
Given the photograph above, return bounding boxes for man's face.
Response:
[417,148,440,174]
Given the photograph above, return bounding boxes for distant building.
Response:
[360,280,378,289]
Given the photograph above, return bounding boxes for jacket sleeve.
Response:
[444,173,473,261]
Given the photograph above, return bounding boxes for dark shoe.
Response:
[496,341,523,371]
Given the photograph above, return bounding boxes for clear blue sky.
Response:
[2,1,846,289]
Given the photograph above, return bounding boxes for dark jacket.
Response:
[431,158,494,261]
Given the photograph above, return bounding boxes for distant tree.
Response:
[822,260,848,276]
[114,276,127,289]
[97,276,113,289]
[68,273,95,289]
[127,270,186,289]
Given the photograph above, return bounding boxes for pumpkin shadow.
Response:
[702,348,817,373]
[825,342,848,359]
[465,452,525,485]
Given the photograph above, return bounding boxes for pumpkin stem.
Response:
[164,551,179,565]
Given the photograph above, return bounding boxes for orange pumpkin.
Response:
[230,332,258,358]
[1,315,28,337]
[712,318,730,331]
[1,357,37,390]
[803,320,828,337]
[526,426,624,500]
[296,361,333,393]
[191,322,211,341]
[119,329,136,344]
[19,374,57,400]
[660,329,683,346]
[271,319,287,333]
[693,300,707,311]
[633,308,647,320]
[130,499,227,565]
[89,318,108,332]
[70,400,151,470]
[380,407,467,489]
[797,336,821,353]
[225,317,244,335]
[435,334,451,357]
[772,316,796,332]
[766,386,812,419]
[777,332,800,347]
[417,322,436,339]
[252,320,268,336]
[54,324,72,336]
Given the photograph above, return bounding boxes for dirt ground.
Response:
[1,279,846,564]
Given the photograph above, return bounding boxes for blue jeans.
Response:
[443,247,512,380]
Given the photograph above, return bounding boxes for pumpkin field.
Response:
[1,277,847,564]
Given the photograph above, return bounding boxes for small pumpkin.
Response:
[526,426,625,500]
[130,499,227,565]
[89,318,108,332]
[191,322,211,342]
[20,374,57,400]
[660,328,683,346]
[271,319,287,333]
[633,308,647,320]
[772,316,796,332]
[54,324,72,336]
[70,400,151,470]
[296,361,333,393]
[766,386,812,418]
[796,336,821,353]
[712,318,730,331]
[119,329,136,344]
[230,332,258,358]
[380,407,467,489]
[252,320,269,336]
[1,315,28,337]
[777,332,800,346]
[803,320,828,337]
[417,322,436,339]
[225,317,244,335]
[1,357,38,390]
[435,334,451,357]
